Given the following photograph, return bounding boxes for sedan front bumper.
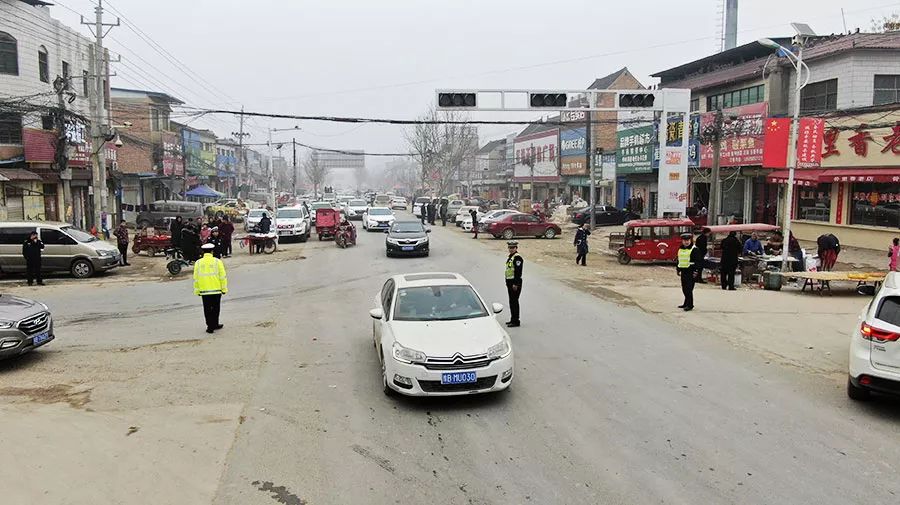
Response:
[386,240,429,256]
[385,354,513,396]
[0,313,55,360]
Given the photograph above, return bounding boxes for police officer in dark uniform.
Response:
[22,230,45,286]
[505,241,524,327]
[676,232,704,311]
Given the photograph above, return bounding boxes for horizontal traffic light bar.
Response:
[435,89,690,112]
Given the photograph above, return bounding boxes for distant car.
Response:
[370,272,513,396]
[391,197,408,210]
[308,201,335,225]
[485,213,561,240]
[571,205,639,226]
[275,206,311,242]
[413,197,432,218]
[373,194,393,208]
[446,199,465,217]
[479,209,518,225]
[459,210,486,232]
[346,199,369,220]
[363,207,396,231]
[136,200,204,229]
[244,208,272,232]
[455,206,481,227]
[848,272,900,400]
[385,221,430,257]
[0,294,54,361]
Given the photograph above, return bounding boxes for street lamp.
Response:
[757,23,815,272]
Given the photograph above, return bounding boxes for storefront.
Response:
[513,127,560,202]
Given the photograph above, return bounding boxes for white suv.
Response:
[274,206,310,242]
[848,272,900,400]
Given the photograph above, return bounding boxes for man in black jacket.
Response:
[22,231,45,286]
[694,227,711,283]
[469,208,479,239]
[720,231,742,290]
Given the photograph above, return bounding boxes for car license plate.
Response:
[378,222,387,227]
[441,371,477,385]
[401,246,414,251]
[32,331,50,346]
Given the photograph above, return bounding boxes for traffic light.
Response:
[438,92,476,108]
[529,93,567,108]
[618,93,656,108]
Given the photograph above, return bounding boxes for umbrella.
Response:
[185,184,224,198]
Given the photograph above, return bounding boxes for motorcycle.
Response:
[335,224,357,249]
[164,247,194,276]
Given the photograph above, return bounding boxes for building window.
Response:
[850,183,900,228]
[706,84,764,111]
[690,98,700,112]
[0,31,17,75]
[38,45,49,83]
[874,75,900,106]
[151,108,160,131]
[800,78,838,114]
[161,110,169,131]
[798,184,831,222]
[62,61,70,90]
[0,113,23,144]
[41,115,54,130]
[82,70,89,96]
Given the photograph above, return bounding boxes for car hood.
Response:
[368,215,395,221]
[0,294,44,316]
[91,241,119,253]
[388,231,426,239]
[389,317,506,357]
[276,218,306,225]
[349,205,368,211]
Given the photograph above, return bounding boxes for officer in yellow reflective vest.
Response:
[193,243,228,333]
[505,241,524,327]
[676,232,703,312]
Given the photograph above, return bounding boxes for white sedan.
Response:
[370,272,514,397]
[362,207,396,231]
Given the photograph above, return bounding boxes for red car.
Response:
[486,213,561,240]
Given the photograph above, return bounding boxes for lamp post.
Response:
[758,31,813,271]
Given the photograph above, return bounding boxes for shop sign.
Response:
[820,112,900,168]
[513,130,559,182]
[852,191,900,204]
[699,102,767,167]
[616,125,654,174]
[797,118,825,168]
[560,155,587,175]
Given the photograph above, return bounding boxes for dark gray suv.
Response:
[0,294,54,360]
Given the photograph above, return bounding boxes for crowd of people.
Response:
[169,215,236,261]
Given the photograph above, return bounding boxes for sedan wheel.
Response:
[502,228,515,240]
[543,228,556,239]
[71,259,94,279]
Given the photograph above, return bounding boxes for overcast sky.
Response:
[50,0,900,169]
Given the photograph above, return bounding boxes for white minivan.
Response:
[0,221,121,279]
[848,272,900,400]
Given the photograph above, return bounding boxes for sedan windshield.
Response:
[277,209,304,218]
[393,285,488,321]
[63,226,97,243]
[391,222,424,233]
[311,202,332,209]
[349,200,366,206]
[369,208,392,216]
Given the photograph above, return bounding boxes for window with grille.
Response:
[873,75,900,106]
[38,46,49,83]
[0,32,17,75]
[62,61,70,90]
[82,70,89,96]
[800,79,838,114]
[0,114,23,144]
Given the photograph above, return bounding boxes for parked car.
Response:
[0,222,121,279]
[455,206,481,227]
[373,194,393,208]
[446,199,465,217]
[346,199,369,220]
[571,205,639,226]
[484,213,561,240]
[275,206,311,242]
[479,209,518,226]
[848,272,900,400]
[136,200,204,229]
[244,208,273,232]
[363,207,396,231]
[385,220,430,257]
[370,272,513,396]
[0,293,54,360]
[413,197,432,218]
[308,201,336,225]
[391,197,408,210]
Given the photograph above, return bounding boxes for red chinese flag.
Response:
[762,118,791,168]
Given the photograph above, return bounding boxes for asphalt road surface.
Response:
[3,213,900,505]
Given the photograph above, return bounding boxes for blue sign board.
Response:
[560,127,587,157]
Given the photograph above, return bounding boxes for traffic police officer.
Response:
[505,241,524,327]
[676,232,703,311]
[193,242,228,333]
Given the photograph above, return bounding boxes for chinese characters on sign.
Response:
[700,102,767,168]
[848,127,873,156]
[797,118,825,168]
[816,115,900,168]
[615,125,654,174]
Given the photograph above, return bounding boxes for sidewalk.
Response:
[459,218,878,379]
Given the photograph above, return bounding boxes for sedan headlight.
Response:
[487,338,511,359]
[0,320,15,329]
[98,249,116,257]
[386,237,401,245]
[392,342,427,364]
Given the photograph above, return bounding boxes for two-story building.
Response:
[215,138,237,197]
[1,0,109,226]
[472,138,507,200]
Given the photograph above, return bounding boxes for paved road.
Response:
[4,214,900,505]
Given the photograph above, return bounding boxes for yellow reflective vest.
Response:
[193,253,228,296]
[677,246,695,269]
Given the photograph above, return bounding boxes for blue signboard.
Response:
[651,114,700,169]
[560,127,587,157]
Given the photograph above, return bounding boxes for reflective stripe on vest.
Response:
[505,254,520,280]
[677,247,694,269]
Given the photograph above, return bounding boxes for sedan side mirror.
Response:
[491,303,504,314]
[369,308,384,319]
[426,229,431,233]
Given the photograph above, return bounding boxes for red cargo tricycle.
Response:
[132,230,172,257]
[316,207,339,241]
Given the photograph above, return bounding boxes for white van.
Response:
[0,222,121,278]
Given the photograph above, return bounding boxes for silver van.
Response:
[135,200,204,229]
[0,222,121,279]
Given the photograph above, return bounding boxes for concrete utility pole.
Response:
[52,76,73,224]
[231,106,250,199]
[267,128,277,230]
[292,138,297,196]
[707,109,724,225]
[82,0,118,232]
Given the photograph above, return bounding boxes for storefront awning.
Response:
[766,170,824,186]
[0,168,42,181]
[819,168,900,184]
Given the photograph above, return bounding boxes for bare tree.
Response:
[303,151,329,198]
[871,13,900,32]
[404,105,478,197]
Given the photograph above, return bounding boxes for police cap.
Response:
[680,233,693,239]
[506,241,519,247]
[201,243,215,250]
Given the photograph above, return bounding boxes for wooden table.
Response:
[775,271,886,295]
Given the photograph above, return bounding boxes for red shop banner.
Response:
[797,117,825,168]
[700,102,768,168]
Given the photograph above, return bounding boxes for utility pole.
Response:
[82,0,118,232]
[52,76,74,225]
[707,109,724,226]
[180,126,189,201]
[292,138,297,197]
[231,106,250,199]
[268,128,277,230]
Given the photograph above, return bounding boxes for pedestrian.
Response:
[440,201,448,227]
[676,232,703,311]
[419,202,426,224]
[720,230,742,290]
[574,223,591,266]
[181,224,200,262]
[219,217,234,257]
[114,221,131,266]
[889,238,900,271]
[170,216,184,251]
[207,227,224,258]
[200,223,211,244]
[504,241,524,327]
[742,231,764,256]
[816,233,840,271]
[469,208,479,239]
[427,200,436,225]
[193,242,228,334]
[22,230,44,286]
[256,212,272,254]
[694,227,711,283]
[788,232,803,272]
